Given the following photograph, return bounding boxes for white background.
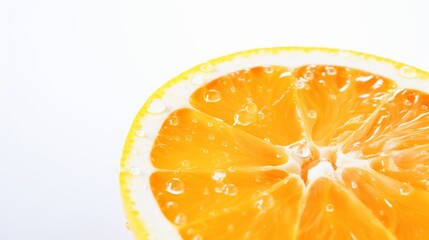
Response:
[1,0,428,239]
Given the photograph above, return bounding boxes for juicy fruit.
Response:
[120,48,429,240]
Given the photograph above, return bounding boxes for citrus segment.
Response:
[294,65,397,146]
[151,108,289,171]
[298,177,394,239]
[190,66,304,146]
[342,168,429,239]
[151,172,304,239]
[343,89,429,156]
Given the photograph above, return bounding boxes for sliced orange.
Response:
[120,47,429,239]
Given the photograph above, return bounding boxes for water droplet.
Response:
[187,228,195,235]
[200,62,213,72]
[192,234,203,240]
[181,160,189,167]
[264,138,271,143]
[326,66,337,75]
[223,184,238,196]
[147,100,166,114]
[203,187,210,196]
[136,129,146,137]
[422,105,428,110]
[318,79,326,85]
[254,193,275,212]
[295,80,305,89]
[280,71,292,78]
[295,143,311,158]
[230,86,236,93]
[372,79,384,89]
[349,232,358,240]
[307,110,317,119]
[126,222,131,230]
[351,181,358,189]
[191,75,205,85]
[204,89,221,103]
[399,66,417,79]
[399,183,413,196]
[212,170,226,182]
[379,210,385,216]
[166,178,185,195]
[356,75,374,82]
[339,80,351,92]
[208,134,215,141]
[227,166,236,172]
[206,122,213,127]
[264,66,274,74]
[166,201,178,209]
[325,203,335,212]
[404,99,412,106]
[202,148,209,154]
[169,116,179,126]
[303,71,314,80]
[129,167,141,176]
[384,198,393,208]
[329,94,338,100]
[174,213,187,226]
[234,110,254,126]
[244,102,258,114]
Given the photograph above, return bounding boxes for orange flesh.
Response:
[149,65,429,239]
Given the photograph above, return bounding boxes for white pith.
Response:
[121,48,429,240]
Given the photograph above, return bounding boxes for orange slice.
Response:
[120,47,429,239]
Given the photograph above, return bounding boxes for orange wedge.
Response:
[120,47,429,239]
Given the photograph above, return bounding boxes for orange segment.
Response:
[190,66,304,146]
[151,108,288,171]
[298,177,394,240]
[342,168,429,239]
[343,89,429,156]
[294,65,397,146]
[151,171,304,239]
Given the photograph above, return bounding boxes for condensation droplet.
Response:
[384,198,393,208]
[295,80,305,89]
[307,110,317,119]
[254,193,275,212]
[166,178,185,195]
[202,148,209,154]
[227,166,236,172]
[422,105,428,110]
[325,203,335,212]
[169,116,179,126]
[280,71,292,78]
[192,234,203,240]
[147,100,166,114]
[129,167,141,176]
[126,222,131,230]
[318,79,326,85]
[212,170,226,182]
[329,94,338,100]
[264,138,271,143]
[379,210,385,216]
[304,71,314,80]
[230,86,236,93]
[326,66,337,75]
[223,184,238,196]
[203,187,210,196]
[234,110,254,126]
[174,213,187,226]
[295,143,311,158]
[399,183,413,196]
[264,66,274,74]
[208,134,215,141]
[244,102,258,114]
[166,201,178,209]
[136,129,146,137]
[207,122,213,127]
[204,89,221,103]
[181,160,189,167]
[399,66,417,79]
[351,181,358,189]
[200,62,213,72]
[186,228,195,235]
